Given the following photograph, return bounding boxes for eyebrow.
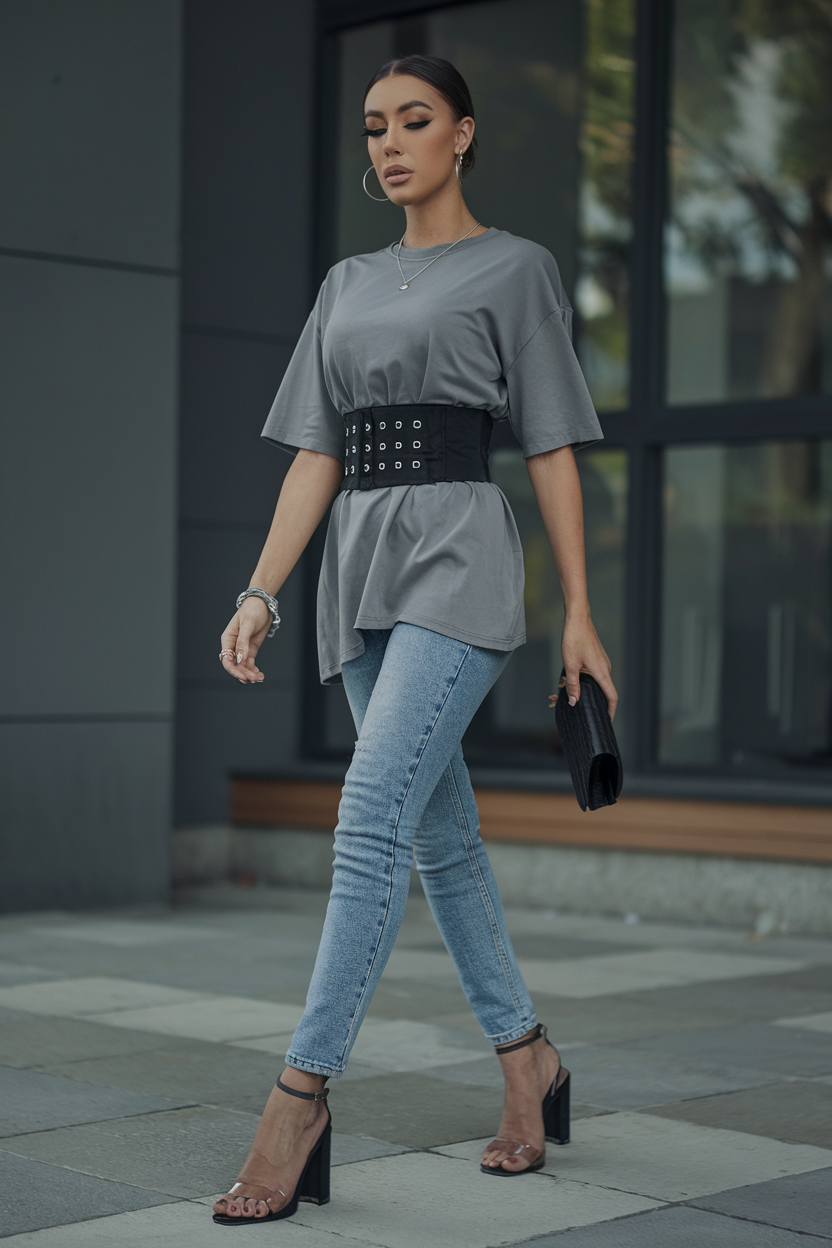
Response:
[364,99,434,120]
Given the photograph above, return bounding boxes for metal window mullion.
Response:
[624,0,673,773]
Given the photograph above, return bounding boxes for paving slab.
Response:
[645,1081,832,1149]
[0,978,207,1017]
[87,996,305,1041]
[438,1113,832,1202]
[776,1010,832,1034]
[365,980,472,1021]
[0,1151,170,1237]
[4,1105,262,1199]
[626,967,832,1024]
[691,1166,832,1238]
[0,1198,367,1246]
[505,1203,832,1247]
[0,1067,186,1137]
[39,1039,283,1114]
[326,1071,506,1148]
[290,1150,662,1247]
[330,1132,410,1166]
[625,1021,832,1079]
[563,1041,774,1110]
[516,949,805,999]
[532,992,736,1045]
[0,1017,178,1069]
[27,921,228,947]
[235,1017,488,1074]
[0,962,65,986]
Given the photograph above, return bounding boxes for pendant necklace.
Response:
[395,222,482,290]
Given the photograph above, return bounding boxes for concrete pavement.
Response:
[1,884,831,1245]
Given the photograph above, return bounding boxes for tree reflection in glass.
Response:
[666,0,832,404]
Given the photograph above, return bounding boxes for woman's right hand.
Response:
[220,598,271,684]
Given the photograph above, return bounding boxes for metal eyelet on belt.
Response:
[352,424,356,433]
[379,442,386,450]
[395,461,402,469]
[379,462,385,470]
[395,441,402,449]
[413,420,421,428]
[413,440,421,448]
[395,421,402,429]
[351,445,356,453]
[412,460,421,468]
[365,423,371,431]
[350,465,355,474]
[379,421,386,429]
[364,443,371,452]
[363,464,370,472]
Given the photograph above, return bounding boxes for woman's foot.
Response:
[212,1068,329,1220]
[481,1025,561,1174]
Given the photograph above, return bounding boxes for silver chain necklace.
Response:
[395,222,482,290]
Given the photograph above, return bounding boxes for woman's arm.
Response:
[220,449,344,684]
[525,445,618,719]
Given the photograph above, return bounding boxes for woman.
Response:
[212,54,617,1226]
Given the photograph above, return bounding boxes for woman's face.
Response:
[362,73,474,204]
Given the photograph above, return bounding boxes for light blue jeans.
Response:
[286,623,536,1077]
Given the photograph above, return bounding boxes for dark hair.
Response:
[363,54,477,178]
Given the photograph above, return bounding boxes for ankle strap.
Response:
[276,1074,328,1101]
[494,1023,547,1056]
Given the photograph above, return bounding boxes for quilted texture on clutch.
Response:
[554,672,623,811]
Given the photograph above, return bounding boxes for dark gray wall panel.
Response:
[181,0,316,335]
[0,257,179,717]
[173,687,297,825]
[0,0,181,267]
[175,0,319,826]
[0,721,172,912]
[179,332,293,527]
[175,529,304,687]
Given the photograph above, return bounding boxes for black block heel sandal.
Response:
[212,1076,331,1226]
[481,1023,570,1177]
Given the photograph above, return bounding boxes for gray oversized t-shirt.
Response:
[262,227,603,683]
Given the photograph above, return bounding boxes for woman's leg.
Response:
[286,623,513,1075]
[413,758,563,1173]
[413,747,535,1044]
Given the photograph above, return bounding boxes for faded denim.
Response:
[286,623,536,1077]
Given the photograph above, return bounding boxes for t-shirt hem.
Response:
[319,612,526,684]
[262,432,344,461]
[521,432,604,458]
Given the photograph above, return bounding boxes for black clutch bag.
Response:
[554,671,623,811]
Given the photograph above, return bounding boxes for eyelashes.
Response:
[361,120,431,137]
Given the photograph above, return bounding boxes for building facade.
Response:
[2,0,831,919]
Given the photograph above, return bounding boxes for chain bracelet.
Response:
[236,588,280,638]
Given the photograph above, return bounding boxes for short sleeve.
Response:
[505,307,603,458]
[261,285,343,461]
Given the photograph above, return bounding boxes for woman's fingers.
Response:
[220,612,266,684]
[596,670,619,721]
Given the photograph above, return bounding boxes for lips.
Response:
[385,166,413,184]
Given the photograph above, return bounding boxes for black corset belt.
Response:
[341,404,493,491]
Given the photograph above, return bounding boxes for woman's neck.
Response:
[401,193,485,248]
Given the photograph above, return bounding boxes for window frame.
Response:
[301,0,832,805]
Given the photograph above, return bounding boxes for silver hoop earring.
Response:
[363,165,389,202]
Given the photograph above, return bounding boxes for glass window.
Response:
[660,440,832,772]
[463,446,627,768]
[665,0,832,405]
[318,1,634,768]
[335,0,636,411]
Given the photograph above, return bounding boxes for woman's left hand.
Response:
[548,614,618,721]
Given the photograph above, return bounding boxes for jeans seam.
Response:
[335,642,476,1068]
[444,762,529,1026]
